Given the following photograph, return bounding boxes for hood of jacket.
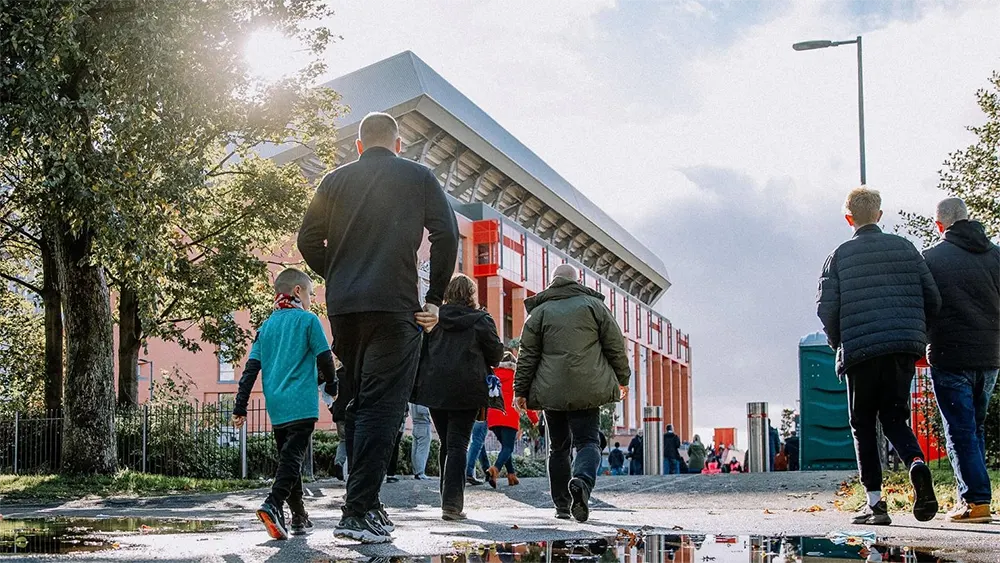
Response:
[944,220,995,254]
[438,304,487,331]
[524,277,605,313]
[497,360,517,370]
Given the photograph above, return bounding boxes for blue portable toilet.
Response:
[798,332,857,471]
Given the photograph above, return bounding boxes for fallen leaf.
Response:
[763,509,774,515]
[794,505,825,513]
[510,524,519,530]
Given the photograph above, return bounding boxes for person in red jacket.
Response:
[486,350,539,487]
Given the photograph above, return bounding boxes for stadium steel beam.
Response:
[451,171,483,200]
[439,147,468,191]
[491,179,514,207]
[541,218,568,242]
[401,128,443,161]
[526,205,548,232]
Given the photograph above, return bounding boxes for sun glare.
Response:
[243,29,309,84]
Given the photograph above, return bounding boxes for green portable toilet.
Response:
[799,332,856,471]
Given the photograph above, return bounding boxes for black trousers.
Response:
[845,354,926,492]
[269,419,315,514]
[330,312,422,517]
[429,408,477,513]
[386,431,403,477]
[545,408,601,511]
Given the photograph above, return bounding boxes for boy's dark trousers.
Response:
[845,354,926,492]
[269,419,315,514]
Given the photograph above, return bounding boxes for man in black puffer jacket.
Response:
[923,197,1000,524]
[817,187,941,526]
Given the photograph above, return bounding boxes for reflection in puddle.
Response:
[0,517,229,555]
[394,534,960,562]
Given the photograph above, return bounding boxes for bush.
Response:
[396,434,441,476]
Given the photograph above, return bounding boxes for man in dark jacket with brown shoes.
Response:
[817,187,941,527]
[515,264,631,523]
[923,197,999,524]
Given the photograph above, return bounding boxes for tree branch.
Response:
[0,270,42,295]
[181,208,256,251]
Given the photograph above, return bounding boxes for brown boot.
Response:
[486,466,499,489]
[507,473,520,486]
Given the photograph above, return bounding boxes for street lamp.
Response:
[793,36,866,185]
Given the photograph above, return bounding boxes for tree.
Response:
[0,281,45,414]
[0,0,340,474]
[779,408,797,439]
[901,70,1000,468]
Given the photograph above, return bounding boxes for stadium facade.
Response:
[135,52,693,439]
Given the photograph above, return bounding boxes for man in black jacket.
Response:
[663,425,682,475]
[298,112,459,543]
[923,197,999,524]
[817,187,941,526]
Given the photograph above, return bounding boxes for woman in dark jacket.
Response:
[412,274,504,520]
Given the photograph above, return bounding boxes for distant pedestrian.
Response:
[784,432,800,472]
[609,442,626,476]
[515,264,631,522]
[628,432,644,476]
[687,435,707,474]
[817,187,941,526]
[232,268,338,540]
[768,421,780,472]
[330,355,350,481]
[663,425,682,475]
[412,274,504,520]
[298,112,459,543]
[486,350,538,488]
[410,404,432,480]
[465,420,491,486]
[922,198,1000,524]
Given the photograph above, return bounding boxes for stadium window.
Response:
[647,311,653,345]
[610,289,616,316]
[218,345,235,382]
[542,247,549,284]
[457,236,466,272]
[657,317,664,350]
[624,299,630,333]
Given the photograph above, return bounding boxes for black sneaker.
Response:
[555,509,572,520]
[290,511,313,535]
[466,474,484,486]
[385,476,399,484]
[371,504,395,533]
[256,500,288,540]
[852,500,892,526]
[332,464,345,481]
[910,462,939,522]
[334,514,391,544]
[569,478,590,523]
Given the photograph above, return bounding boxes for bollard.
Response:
[643,406,663,475]
[13,412,19,475]
[240,423,248,479]
[747,402,770,473]
[141,404,149,473]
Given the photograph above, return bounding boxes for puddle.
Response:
[0,517,229,555]
[378,534,962,562]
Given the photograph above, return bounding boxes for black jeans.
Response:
[545,408,601,511]
[330,312,422,517]
[845,354,926,492]
[269,419,315,514]
[429,408,477,513]
[386,431,403,477]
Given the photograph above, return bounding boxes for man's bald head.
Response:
[936,197,969,230]
[552,264,578,282]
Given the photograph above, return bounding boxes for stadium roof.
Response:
[264,51,670,304]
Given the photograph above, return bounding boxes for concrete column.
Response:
[486,276,505,343]
[511,286,527,341]
[621,337,630,428]
[664,359,674,430]
[671,361,682,433]
[680,365,690,441]
[651,353,663,408]
[632,343,641,430]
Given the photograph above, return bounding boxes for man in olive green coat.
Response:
[515,264,631,523]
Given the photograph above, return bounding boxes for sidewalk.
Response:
[4,472,999,562]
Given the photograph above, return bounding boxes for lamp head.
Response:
[793,40,834,51]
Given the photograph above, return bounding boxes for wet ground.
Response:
[2,473,997,562]
[0,517,232,555]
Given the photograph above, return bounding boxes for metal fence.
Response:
[0,400,314,480]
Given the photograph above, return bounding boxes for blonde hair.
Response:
[845,187,881,225]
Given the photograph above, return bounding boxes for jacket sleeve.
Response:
[915,249,941,321]
[476,313,505,368]
[595,302,631,386]
[423,171,459,307]
[514,311,542,399]
[297,179,331,277]
[816,251,841,349]
[233,359,261,417]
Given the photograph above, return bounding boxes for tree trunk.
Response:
[117,287,141,408]
[41,234,64,413]
[51,220,117,475]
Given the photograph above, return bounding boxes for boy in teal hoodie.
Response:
[233,268,338,540]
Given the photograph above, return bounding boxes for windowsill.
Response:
[217,380,238,385]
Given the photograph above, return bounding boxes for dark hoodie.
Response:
[515,277,631,411]
[923,220,1000,370]
[412,304,504,411]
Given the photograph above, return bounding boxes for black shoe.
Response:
[442,510,467,521]
[332,464,345,481]
[385,476,399,484]
[910,462,939,522]
[290,511,313,535]
[334,514,391,544]
[555,509,572,520]
[256,500,288,540]
[852,500,892,526]
[569,478,590,523]
[466,475,484,486]
[371,505,395,533]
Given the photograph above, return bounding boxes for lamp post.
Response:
[793,36,866,185]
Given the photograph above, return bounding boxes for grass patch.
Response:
[839,465,1000,514]
[0,470,265,502]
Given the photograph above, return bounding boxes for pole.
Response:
[142,404,149,473]
[856,36,866,186]
[642,406,663,475]
[13,412,19,475]
[747,402,769,473]
[240,422,248,479]
[148,360,155,402]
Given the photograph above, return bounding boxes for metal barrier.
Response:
[642,406,663,475]
[747,402,769,473]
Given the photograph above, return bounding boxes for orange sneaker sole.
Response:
[256,509,288,540]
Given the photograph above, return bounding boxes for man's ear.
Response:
[845,214,855,227]
[935,220,946,234]
[355,139,364,155]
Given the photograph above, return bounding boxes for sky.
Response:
[290,0,999,445]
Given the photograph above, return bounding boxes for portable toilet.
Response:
[798,332,856,470]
